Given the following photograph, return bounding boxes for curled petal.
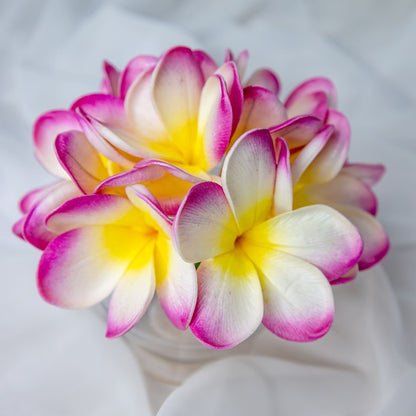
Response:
[19,182,63,214]
[246,68,280,95]
[303,109,350,184]
[215,61,243,133]
[23,181,82,250]
[196,74,233,170]
[100,61,120,96]
[154,236,197,330]
[77,116,136,168]
[244,245,334,341]
[33,110,81,178]
[119,54,158,99]
[273,137,293,215]
[245,205,363,282]
[72,94,128,129]
[291,125,333,186]
[106,242,156,337]
[55,130,108,194]
[232,86,287,147]
[37,226,139,308]
[174,181,238,263]
[46,194,140,234]
[190,250,263,349]
[341,163,386,187]
[269,115,323,149]
[126,184,172,236]
[285,77,337,111]
[334,204,390,270]
[223,129,276,233]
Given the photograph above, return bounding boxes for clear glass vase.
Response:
[98,299,235,412]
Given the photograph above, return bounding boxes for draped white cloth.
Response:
[1,0,415,414]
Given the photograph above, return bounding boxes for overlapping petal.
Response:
[190,249,263,349]
[269,115,323,149]
[246,68,280,95]
[33,110,81,178]
[174,181,239,263]
[285,77,337,115]
[154,235,197,330]
[106,242,156,337]
[23,180,82,250]
[223,129,276,233]
[243,245,334,341]
[231,86,286,147]
[333,204,389,270]
[244,205,363,282]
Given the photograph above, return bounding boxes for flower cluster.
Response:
[14,46,389,349]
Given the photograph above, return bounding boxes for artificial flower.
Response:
[174,129,363,348]
[37,185,197,337]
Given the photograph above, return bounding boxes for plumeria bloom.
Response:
[174,129,363,349]
[37,185,197,337]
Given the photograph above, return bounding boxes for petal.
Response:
[291,125,334,186]
[286,91,328,120]
[243,244,334,341]
[119,54,158,99]
[46,194,141,235]
[215,61,243,133]
[77,116,136,168]
[55,130,108,194]
[246,68,280,95]
[222,129,276,233]
[23,181,82,250]
[12,216,26,240]
[95,159,202,214]
[173,181,239,263]
[334,204,390,270]
[269,115,323,149]
[341,163,386,187]
[33,110,80,178]
[154,236,197,330]
[38,226,142,308]
[195,74,233,170]
[19,182,63,214]
[152,46,204,148]
[294,173,378,215]
[285,77,337,111]
[302,109,350,184]
[273,138,293,215]
[245,205,363,282]
[106,241,156,337]
[99,60,120,96]
[72,93,129,129]
[125,68,168,143]
[331,264,358,285]
[193,49,218,80]
[232,86,287,147]
[126,184,172,236]
[190,249,263,349]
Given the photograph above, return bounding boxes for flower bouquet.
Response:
[14,46,389,351]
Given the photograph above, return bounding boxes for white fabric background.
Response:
[1,0,415,414]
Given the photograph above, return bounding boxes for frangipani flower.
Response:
[174,129,363,349]
[86,46,240,178]
[37,186,197,337]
